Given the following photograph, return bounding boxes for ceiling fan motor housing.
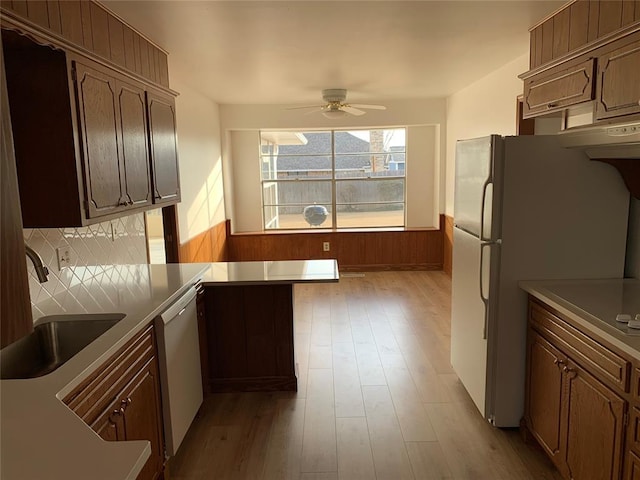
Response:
[322,89,347,103]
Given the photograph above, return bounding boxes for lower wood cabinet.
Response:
[627,451,640,480]
[562,358,625,480]
[64,324,165,480]
[525,298,630,480]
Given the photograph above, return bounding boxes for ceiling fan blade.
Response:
[285,104,325,110]
[349,104,387,110]
[341,106,366,116]
[304,108,324,115]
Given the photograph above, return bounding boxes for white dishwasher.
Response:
[155,285,203,457]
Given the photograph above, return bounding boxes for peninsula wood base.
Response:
[209,375,297,393]
[202,284,297,393]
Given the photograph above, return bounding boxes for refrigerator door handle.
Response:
[479,178,493,241]
[479,240,500,339]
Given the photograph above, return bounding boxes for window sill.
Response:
[231,226,440,236]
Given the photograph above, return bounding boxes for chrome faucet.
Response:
[25,245,49,283]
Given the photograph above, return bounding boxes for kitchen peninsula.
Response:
[0,259,338,480]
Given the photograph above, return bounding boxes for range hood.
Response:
[557,120,640,159]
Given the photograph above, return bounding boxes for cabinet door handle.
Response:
[553,358,565,367]
[122,397,132,406]
[109,407,125,423]
[547,102,558,109]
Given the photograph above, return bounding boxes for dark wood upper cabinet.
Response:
[74,60,127,218]
[147,91,181,205]
[75,58,153,217]
[522,0,640,123]
[0,0,170,88]
[0,32,32,348]
[2,29,175,227]
[595,32,640,120]
[119,82,152,209]
[523,57,595,118]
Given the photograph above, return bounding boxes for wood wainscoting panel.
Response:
[178,219,229,263]
[227,215,445,271]
[443,215,454,277]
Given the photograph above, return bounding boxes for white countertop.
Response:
[1,260,338,480]
[519,278,640,360]
[200,259,340,285]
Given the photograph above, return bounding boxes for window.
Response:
[260,128,406,230]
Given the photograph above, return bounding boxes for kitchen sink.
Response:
[0,313,126,379]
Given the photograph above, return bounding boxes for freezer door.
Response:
[451,227,492,418]
[454,136,502,240]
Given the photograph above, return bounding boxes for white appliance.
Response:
[155,286,203,456]
[451,135,630,427]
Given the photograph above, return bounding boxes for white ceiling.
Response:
[102,1,564,105]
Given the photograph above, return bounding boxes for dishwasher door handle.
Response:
[159,286,198,324]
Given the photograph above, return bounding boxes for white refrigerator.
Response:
[451,135,630,427]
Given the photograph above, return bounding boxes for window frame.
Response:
[260,128,407,231]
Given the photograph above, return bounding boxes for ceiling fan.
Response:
[287,89,387,118]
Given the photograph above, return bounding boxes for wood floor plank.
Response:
[382,361,438,442]
[301,368,337,473]
[362,385,415,480]
[405,441,454,480]
[354,342,387,386]
[299,473,338,480]
[261,398,306,480]
[336,417,376,480]
[333,343,365,418]
[309,345,333,369]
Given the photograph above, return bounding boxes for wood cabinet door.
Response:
[121,358,165,480]
[0,36,32,347]
[562,359,626,480]
[91,395,127,442]
[117,79,151,209]
[147,91,180,205]
[523,58,595,118]
[596,34,640,120]
[525,330,565,469]
[74,61,127,218]
[626,451,640,480]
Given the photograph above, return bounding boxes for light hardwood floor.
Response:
[170,271,562,480]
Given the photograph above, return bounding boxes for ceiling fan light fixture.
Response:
[322,109,347,119]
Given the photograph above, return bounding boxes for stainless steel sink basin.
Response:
[0,313,125,379]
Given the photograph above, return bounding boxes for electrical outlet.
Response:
[323,242,330,252]
[57,247,72,270]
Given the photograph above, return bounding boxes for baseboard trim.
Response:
[208,375,298,393]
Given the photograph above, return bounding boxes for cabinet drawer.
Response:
[529,301,630,393]
[596,33,640,120]
[63,324,155,426]
[523,58,595,118]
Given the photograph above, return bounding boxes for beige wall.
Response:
[445,54,528,216]
[220,99,447,232]
[171,76,226,243]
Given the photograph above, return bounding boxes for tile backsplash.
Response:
[24,213,148,320]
